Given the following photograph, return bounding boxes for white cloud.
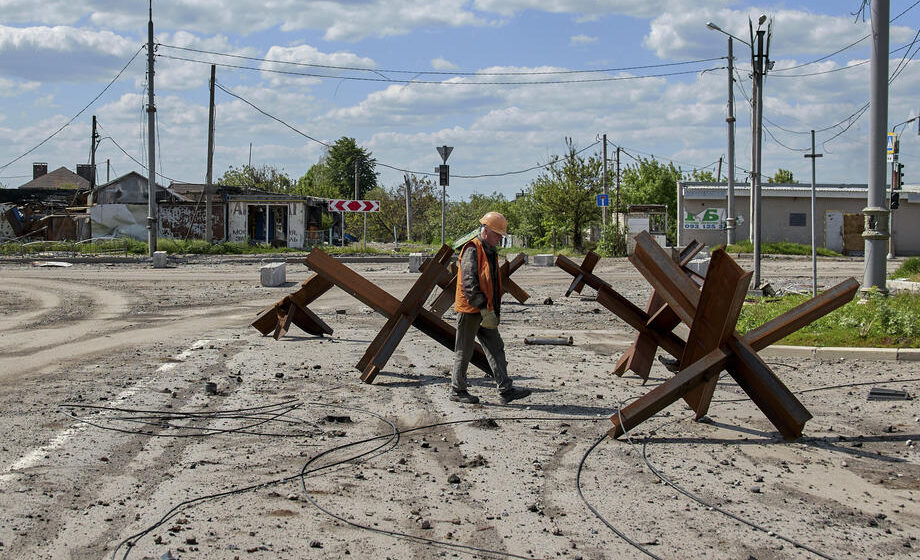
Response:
[0,76,40,97]
[570,34,598,46]
[432,57,459,71]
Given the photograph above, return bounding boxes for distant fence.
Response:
[0,236,132,259]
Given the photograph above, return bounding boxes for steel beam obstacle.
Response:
[252,245,529,384]
[557,231,858,440]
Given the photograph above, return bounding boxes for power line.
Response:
[160,53,720,85]
[96,125,185,185]
[158,43,723,77]
[0,45,145,172]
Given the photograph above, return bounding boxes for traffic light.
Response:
[896,162,904,188]
[891,191,900,210]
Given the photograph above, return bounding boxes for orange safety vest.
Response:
[454,237,502,314]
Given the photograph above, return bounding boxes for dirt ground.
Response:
[0,252,917,560]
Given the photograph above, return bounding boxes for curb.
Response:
[765,345,920,361]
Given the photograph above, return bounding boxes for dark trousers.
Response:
[450,312,512,393]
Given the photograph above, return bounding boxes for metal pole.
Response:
[441,183,446,246]
[602,134,608,227]
[863,0,890,295]
[90,115,97,190]
[726,37,737,245]
[753,28,765,288]
[146,2,157,256]
[404,174,412,242]
[615,146,621,231]
[888,158,895,259]
[206,64,216,243]
[805,130,822,297]
[106,159,110,182]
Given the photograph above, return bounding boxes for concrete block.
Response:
[260,261,287,287]
[533,254,555,267]
[408,253,428,273]
[897,348,920,361]
[685,257,709,278]
[152,251,168,268]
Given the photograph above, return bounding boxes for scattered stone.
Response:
[750,486,762,493]
[185,537,198,545]
[287,493,299,501]
[274,372,284,379]
[471,418,500,430]
[310,540,323,548]
[754,475,764,482]
[419,519,432,530]
[447,474,460,484]
[204,382,217,395]
[325,415,353,423]
[543,297,553,305]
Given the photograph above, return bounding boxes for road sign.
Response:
[438,164,449,186]
[888,153,898,163]
[436,145,453,163]
[596,193,609,207]
[328,199,380,212]
[887,132,896,154]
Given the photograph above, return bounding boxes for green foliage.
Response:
[737,290,920,347]
[620,156,680,243]
[726,240,840,257]
[689,169,717,182]
[768,168,797,184]
[891,257,920,280]
[294,163,340,199]
[529,138,601,252]
[319,137,378,200]
[219,164,294,193]
[595,222,627,257]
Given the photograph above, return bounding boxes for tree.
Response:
[529,138,602,252]
[294,161,339,199]
[689,169,718,182]
[219,164,293,193]
[620,156,681,243]
[323,137,378,199]
[768,168,797,184]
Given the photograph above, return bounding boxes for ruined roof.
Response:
[18,167,89,190]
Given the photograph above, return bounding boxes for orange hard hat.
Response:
[479,211,507,236]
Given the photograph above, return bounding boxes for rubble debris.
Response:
[524,336,573,346]
[867,387,912,401]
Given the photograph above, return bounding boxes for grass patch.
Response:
[726,240,840,257]
[891,257,920,282]
[737,289,920,347]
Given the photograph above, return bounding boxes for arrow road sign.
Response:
[328,199,380,212]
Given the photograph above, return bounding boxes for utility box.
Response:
[152,251,168,268]
[260,262,286,287]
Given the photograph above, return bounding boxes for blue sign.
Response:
[596,193,609,207]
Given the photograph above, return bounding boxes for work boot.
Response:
[499,387,531,404]
[449,390,480,404]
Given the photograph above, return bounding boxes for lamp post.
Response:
[706,21,746,246]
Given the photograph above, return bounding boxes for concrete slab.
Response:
[152,251,168,269]
[814,347,899,361]
[260,261,286,287]
[533,254,555,267]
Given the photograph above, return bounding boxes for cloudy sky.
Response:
[1,0,918,200]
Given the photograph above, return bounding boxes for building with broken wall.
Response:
[0,164,91,242]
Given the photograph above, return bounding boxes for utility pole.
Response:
[615,146,621,239]
[205,64,216,243]
[804,130,822,297]
[146,1,157,256]
[90,115,98,190]
[106,159,110,182]
[716,156,723,183]
[355,160,365,250]
[725,36,737,245]
[404,174,412,242]
[602,134,608,227]
[863,0,890,295]
[750,19,770,288]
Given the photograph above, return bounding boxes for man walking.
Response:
[450,211,531,405]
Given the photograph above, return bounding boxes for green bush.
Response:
[891,257,920,280]
[726,240,839,257]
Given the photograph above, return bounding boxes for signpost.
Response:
[436,145,453,246]
[596,193,610,207]
[327,199,379,247]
